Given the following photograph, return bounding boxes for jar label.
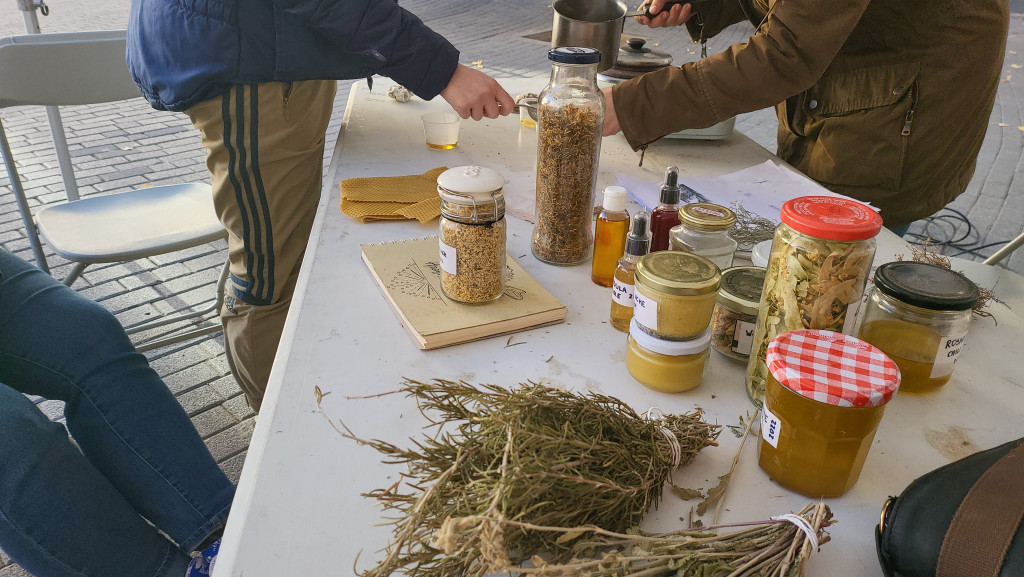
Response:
[633,288,658,330]
[732,319,756,354]
[611,278,634,307]
[761,402,782,449]
[840,295,863,335]
[439,239,457,275]
[930,328,969,378]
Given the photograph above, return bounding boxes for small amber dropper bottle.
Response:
[591,185,630,287]
[610,211,651,332]
[649,166,681,252]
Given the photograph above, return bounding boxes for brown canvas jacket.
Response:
[611,0,1009,225]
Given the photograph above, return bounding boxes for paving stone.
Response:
[205,419,256,462]
[177,384,227,416]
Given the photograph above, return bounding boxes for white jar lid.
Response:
[629,318,711,356]
[437,166,505,202]
[751,239,772,268]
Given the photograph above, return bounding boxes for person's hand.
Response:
[440,64,516,121]
[634,0,693,28]
[601,86,621,136]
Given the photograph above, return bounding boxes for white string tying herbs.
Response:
[771,513,820,552]
[643,407,681,468]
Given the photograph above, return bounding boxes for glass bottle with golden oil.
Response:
[591,185,629,286]
[610,211,650,332]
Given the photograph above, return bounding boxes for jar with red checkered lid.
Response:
[745,196,883,406]
[757,330,900,498]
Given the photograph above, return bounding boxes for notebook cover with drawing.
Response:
[360,236,567,349]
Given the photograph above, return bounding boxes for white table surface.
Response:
[213,78,1024,576]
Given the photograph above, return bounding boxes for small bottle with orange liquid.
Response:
[591,186,630,286]
[610,211,651,332]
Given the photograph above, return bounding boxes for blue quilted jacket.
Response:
[126,0,460,112]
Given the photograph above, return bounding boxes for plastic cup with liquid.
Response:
[421,112,461,150]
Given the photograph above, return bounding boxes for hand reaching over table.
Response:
[441,64,516,121]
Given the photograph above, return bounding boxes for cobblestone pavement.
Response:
[1,2,1023,574]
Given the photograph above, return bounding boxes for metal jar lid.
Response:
[679,202,737,232]
[780,196,882,241]
[635,251,721,296]
[437,165,505,222]
[873,261,980,311]
[718,266,766,316]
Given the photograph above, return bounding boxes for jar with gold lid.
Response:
[669,202,738,269]
[758,330,900,498]
[632,251,721,340]
[746,196,882,406]
[437,166,507,304]
[626,319,711,393]
[710,266,765,362]
[857,261,979,393]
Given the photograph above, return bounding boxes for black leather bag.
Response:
[876,438,1024,577]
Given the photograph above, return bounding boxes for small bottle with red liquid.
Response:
[649,166,681,252]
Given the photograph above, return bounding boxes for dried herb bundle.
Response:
[345,379,720,577]
[534,103,602,264]
[896,242,1007,321]
[728,202,778,251]
[434,502,833,577]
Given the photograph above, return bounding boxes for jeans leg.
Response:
[0,250,235,553]
[0,384,191,577]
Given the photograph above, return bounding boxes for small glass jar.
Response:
[532,47,605,266]
[746,196,882,406]
[758,330,900,498]
[710,266,766,362]
[437,166,507,304]
[669,202,738,270]
[626,319,711,393]
[633,251,721,340]
[857,262,979,393]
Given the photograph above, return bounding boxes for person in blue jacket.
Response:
[126,0,516,412]
[0,248,234,577]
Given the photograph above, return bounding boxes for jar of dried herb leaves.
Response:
[745,196,882,406]
[532,47,604,266]
[437,166,507,304]
[711,266,765,362]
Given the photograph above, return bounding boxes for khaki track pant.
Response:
[187,80,337,411]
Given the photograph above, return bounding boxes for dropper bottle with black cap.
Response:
[610,211,651,332]
[649,165,682,252]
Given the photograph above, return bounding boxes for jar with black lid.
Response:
[856,261,980,393]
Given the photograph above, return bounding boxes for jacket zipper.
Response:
[901,82,918,137]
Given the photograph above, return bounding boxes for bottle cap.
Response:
[625,211,651,256]
[602,185,627,212]
[780,196,882,241]
[718,266,766,316]
[679,202,736,231]
[660,166,680,205]
[873,261,980,311]
[548,47,602,65]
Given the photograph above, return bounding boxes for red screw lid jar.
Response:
[757,330,900,498]
[745,196,882,406]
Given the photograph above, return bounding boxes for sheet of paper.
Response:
[616,160,876,221]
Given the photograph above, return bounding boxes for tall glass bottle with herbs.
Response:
[649,166,681,252]
[532,47,605,265]
[745,196,882,406]
[610,211,651,332]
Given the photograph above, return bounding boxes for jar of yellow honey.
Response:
[856,262,979,393]
[758,330,900,498]
[626,319,710,393]
[632,251,721,340]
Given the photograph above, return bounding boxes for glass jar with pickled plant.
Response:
[745,196,882,406]
[669,202,738,270]
[437,166,507,304]
[758,330,900,497]
[857,262,979,393]
[532,47,604,265]
[633,251,721,341]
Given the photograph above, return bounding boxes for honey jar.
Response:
[632,251,721,340]
[857,262,979,393]
[626,319,710,393]
[758,330,900,498]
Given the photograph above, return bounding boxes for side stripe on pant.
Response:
[222,85,275,306]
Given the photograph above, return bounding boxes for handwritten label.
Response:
[930,329,969,378]
[732,319,756,355]
[438,240,457,275]
[611,278,634,307]
[761,402,782,449]
[632,288,658,330]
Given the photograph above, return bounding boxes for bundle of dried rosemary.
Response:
[343,379,721,577]
[436,502,833,577]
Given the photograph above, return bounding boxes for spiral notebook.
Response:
[360,236,567,350]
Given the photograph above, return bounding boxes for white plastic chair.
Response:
[0,30,228,351]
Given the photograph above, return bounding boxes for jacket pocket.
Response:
[796,62,921,192]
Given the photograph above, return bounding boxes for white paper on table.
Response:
[616,160,876,222]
